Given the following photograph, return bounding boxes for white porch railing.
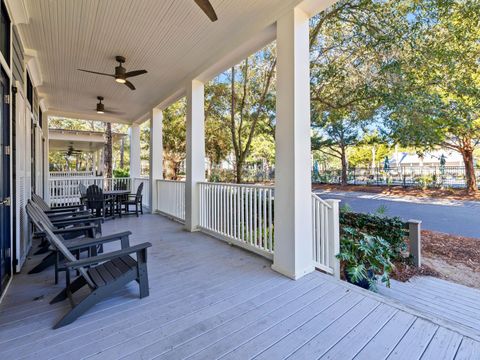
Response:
[48,177,133,207]
[155,180,185,221]
[198,182,274,259]
[49,171,95,178]
[133,177,150,209]
[312,193,340,278]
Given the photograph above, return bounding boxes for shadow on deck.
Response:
[0,214,479,359]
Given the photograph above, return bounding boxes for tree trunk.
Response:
[120,137,125,168]
[104,122,113,179]
[341,146,348,186]
[235,157,243,184]
[461,148,477,193]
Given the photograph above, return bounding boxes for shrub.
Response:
[113,168,130,178]
[337,227,395,290]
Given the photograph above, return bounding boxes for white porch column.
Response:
[272,7,314,280]
[130,124,141,182]
[185,79,205,231]
[150,107,164,212]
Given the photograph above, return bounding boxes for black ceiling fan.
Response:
[95,96,124,115]
[63,145,82,157]
[194,0,218,22]
[78,56,147,90]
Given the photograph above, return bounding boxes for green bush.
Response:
[337,227,395,290]
[113,168,130,178]
[339,210,407,258]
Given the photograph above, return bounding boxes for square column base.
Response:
[271,263,315,280]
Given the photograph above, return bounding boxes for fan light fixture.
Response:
[115,77,126,84]
[96,96,105,114]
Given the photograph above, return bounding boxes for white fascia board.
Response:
[24,49,43,87]
[5,0,29,25]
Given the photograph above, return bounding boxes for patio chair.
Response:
[79,183,87,203]
[86,184,114,218]
[122,182,144,217]
[26,201,104,281]
[38,222,151,329]
[27,201,131,284]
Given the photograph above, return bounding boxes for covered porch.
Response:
[1,214,479,359]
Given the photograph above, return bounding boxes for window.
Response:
[26,72,33,107]
[39,108,43,129]
[0,1,10,64]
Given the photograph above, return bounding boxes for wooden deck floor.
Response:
[379,277,480,336]
[1,214,479,360]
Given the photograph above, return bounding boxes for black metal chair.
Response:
[38,221,151,329]
[122,182,144,217]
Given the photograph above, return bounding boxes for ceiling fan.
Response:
[194,0,218,22]
[95,96,124,115]
[78,56,147,90]
[63,145,82,157]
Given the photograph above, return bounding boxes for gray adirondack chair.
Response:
[38,223,151,329]
[27,201,104,281]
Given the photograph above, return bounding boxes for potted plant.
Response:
[337,226,395,291]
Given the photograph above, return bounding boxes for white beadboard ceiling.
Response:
[16,0,310,124]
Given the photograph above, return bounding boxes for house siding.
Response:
[12,26,24,88]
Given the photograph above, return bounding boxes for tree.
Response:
[384,0,480,192]
[309,0,404,184]
[104,122,113,178]
[206,45,277,183]
[162,100,186,179]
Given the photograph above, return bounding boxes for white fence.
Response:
[198,182,274,259]
[49,171,95,178]
[155,180,185,221]
[48,177,133,207]
[311,194,341,277]
[133,177,150,209]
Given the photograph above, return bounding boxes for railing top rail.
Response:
[156,179,186,183]
[49,176,105,181]
[311,193,332,208]
[198,181,274,190]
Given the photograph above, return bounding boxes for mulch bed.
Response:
[312,183,480,201]
[421,230,480,272]
[389,230,480,283]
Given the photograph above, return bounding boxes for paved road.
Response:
[315,190,480,238]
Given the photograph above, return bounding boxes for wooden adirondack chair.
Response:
[38,223,151,329]
[86,184,114,218]
[122,182,144,217]
[27,201,131,284]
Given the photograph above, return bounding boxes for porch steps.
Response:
[378,276,480,336]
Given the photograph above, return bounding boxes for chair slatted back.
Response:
[86,184,104,211]
[79,183,87,197]
[27,201,55,230]
[38,224,96,288]
[31,193,50,211]
[136,182,144,199]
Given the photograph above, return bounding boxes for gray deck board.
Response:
[0,214,479,360]
[379,278,480,334]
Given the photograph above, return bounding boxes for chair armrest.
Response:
[65,242,152,269]
[53,217,103,227]
[45,205,85,213]
[47,210,90,219]
[52,225,98,235]
[50,214,94,223]
[65,231,132,250]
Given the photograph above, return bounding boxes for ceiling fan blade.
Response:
[194,0,218,22]
[78,69,115,77]
[125,69,147,78]
[124,80,136,90]
[104,109,125,115]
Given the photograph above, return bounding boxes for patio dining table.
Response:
[82,189,130,219]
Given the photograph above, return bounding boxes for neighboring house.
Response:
[390,149,465,168]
